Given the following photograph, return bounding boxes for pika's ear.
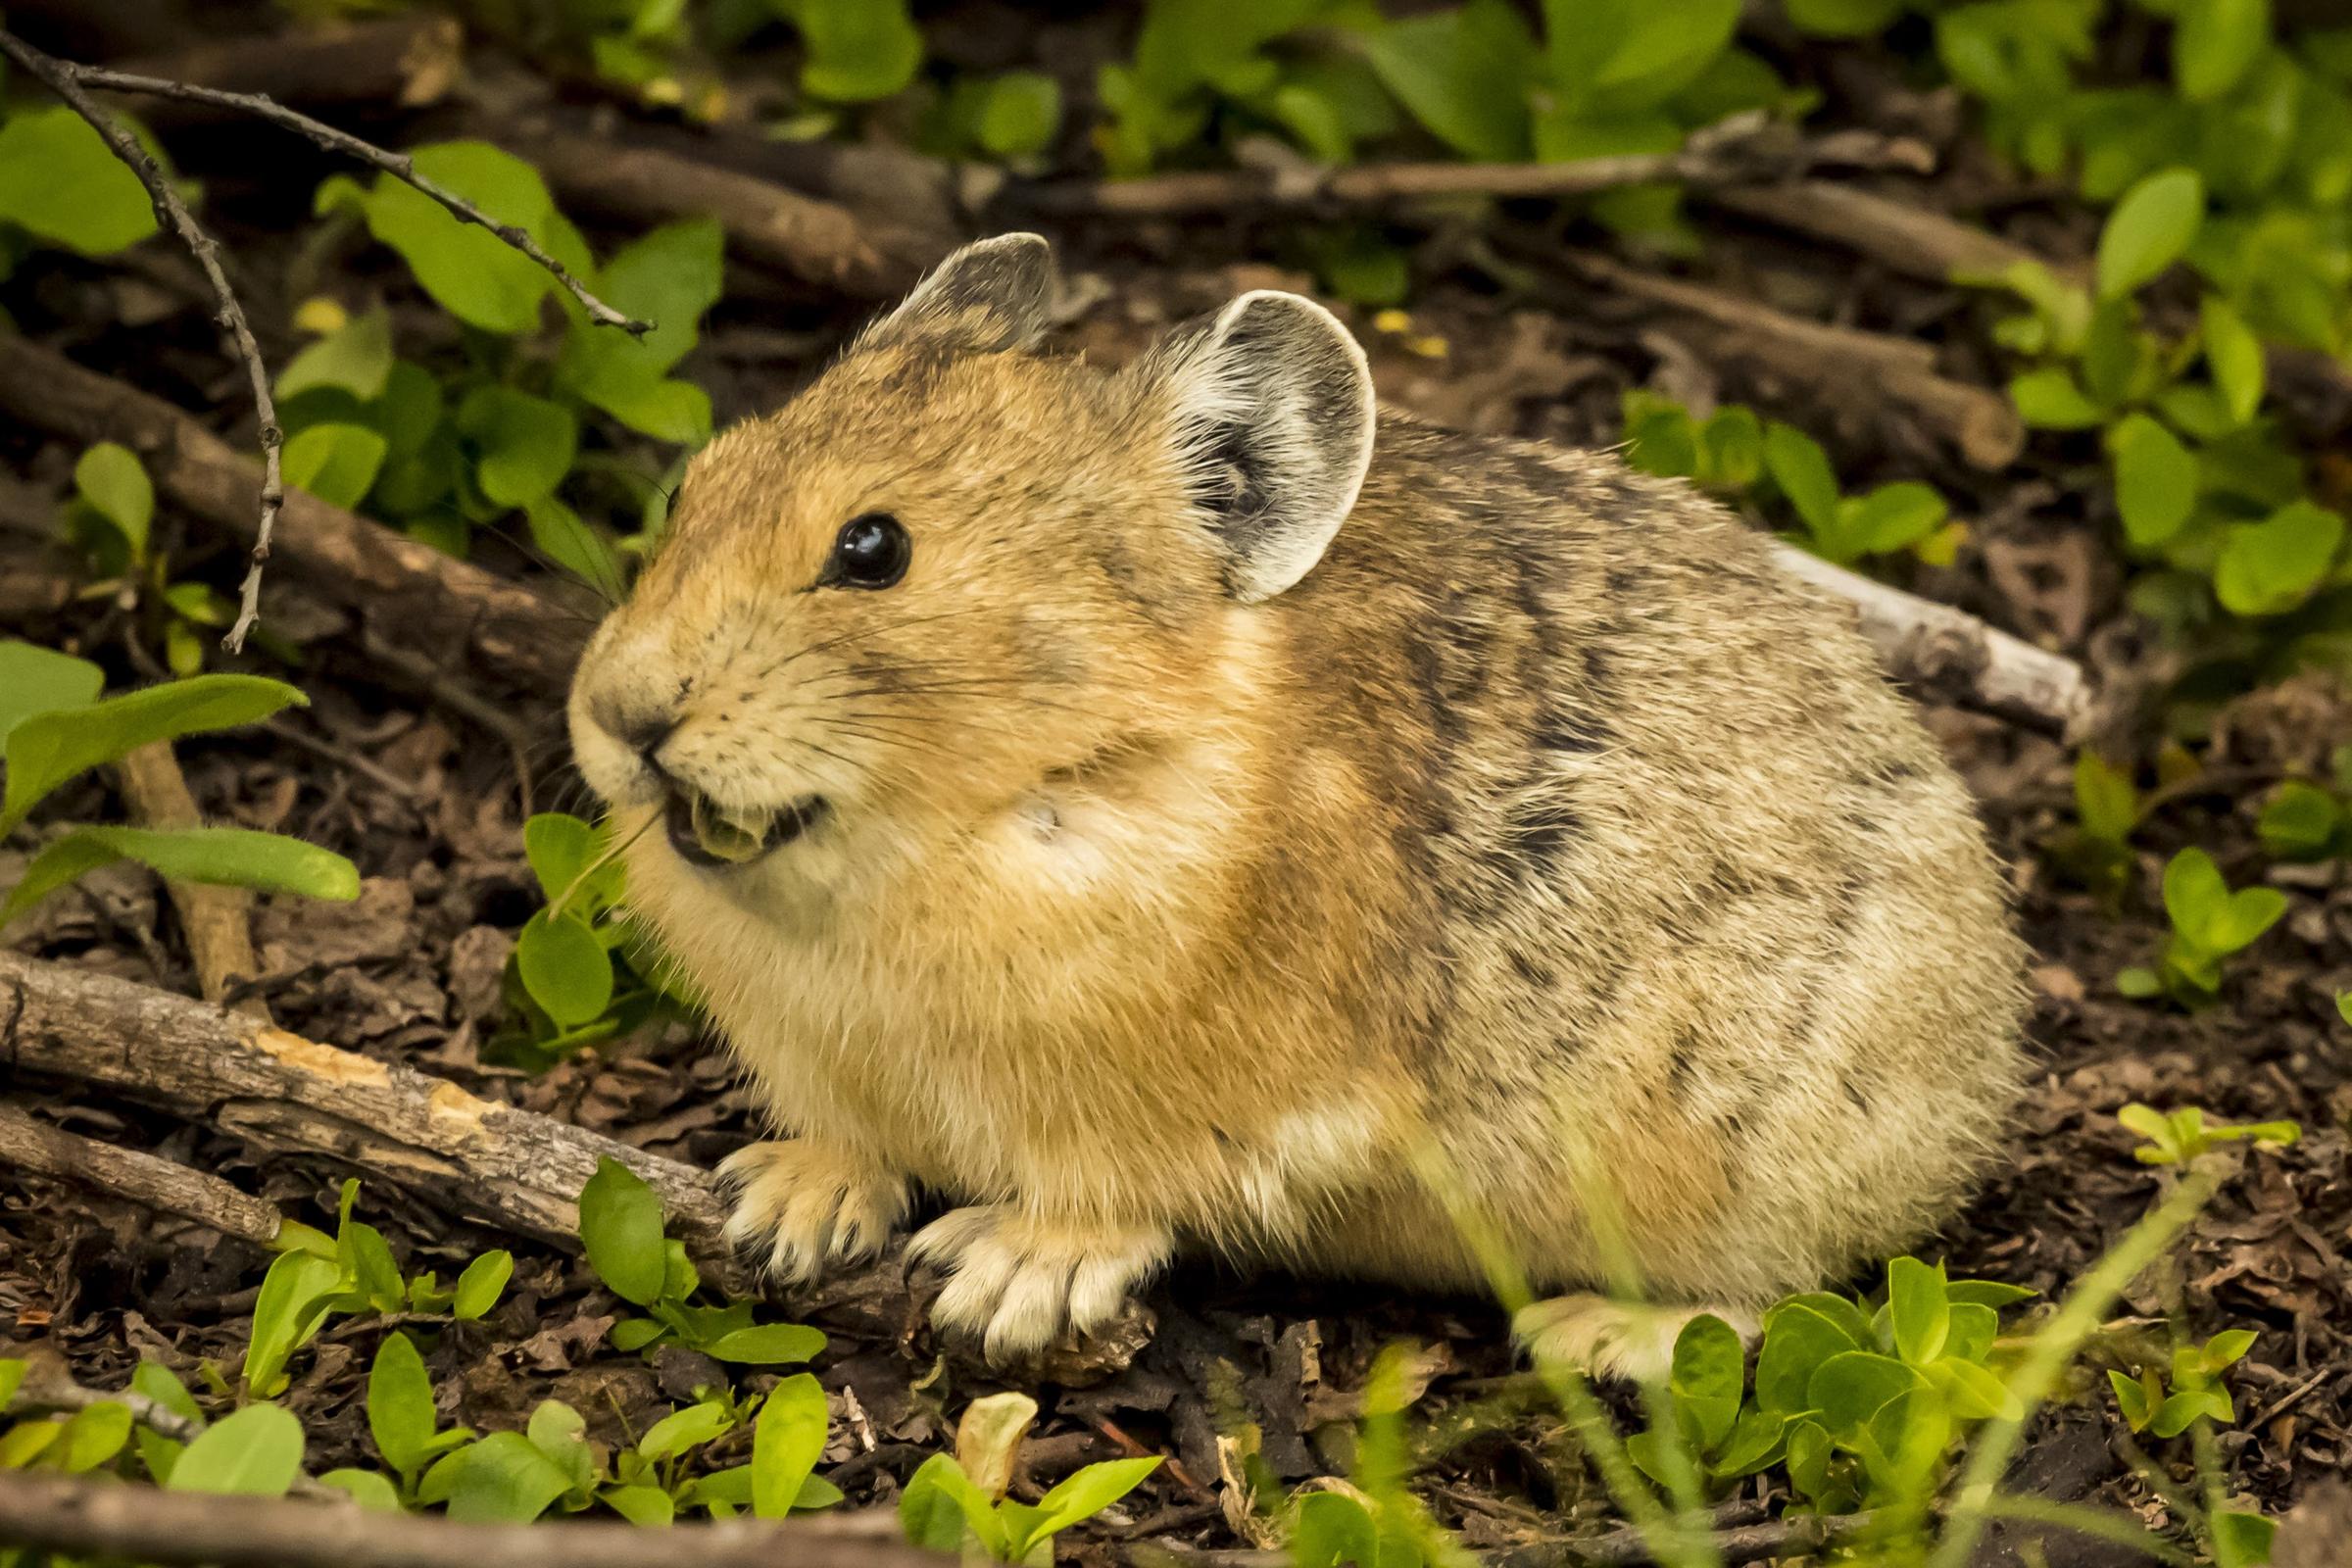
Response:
[858,232,1057,354]
[1142,290,1375,604]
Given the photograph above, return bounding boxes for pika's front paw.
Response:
[907,1205,1170,1362]
[1513,1295,1761,1384]
[720,1140,909,1284]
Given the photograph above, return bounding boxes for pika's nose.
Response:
[600,705,678,767]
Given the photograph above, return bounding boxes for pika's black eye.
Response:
[822,513,910,590]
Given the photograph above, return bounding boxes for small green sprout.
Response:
[900,1392,1160,1565]
[2117,1104,2301,1167]
[2116,848,2286,1007]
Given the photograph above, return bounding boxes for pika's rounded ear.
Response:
[858,232,1057,354]
[1140,290,1375,604]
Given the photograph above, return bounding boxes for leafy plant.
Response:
[2052,751,2145,903]
[499,811,692,1065]
[0,648,360,928]
[2253,744,2352,858]
[2110,1328,2257,1438]
[901,1392,1160,1564]
[57,444,239,674]
[2116,847,2288,1005]
[2117,1102,2302,1166]
[1622,391,1961,566]
[0,103,160,265]
[576,1157,828,1364]
[244,1180,511,1396]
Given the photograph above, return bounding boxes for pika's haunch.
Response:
[568,234,2027,1377]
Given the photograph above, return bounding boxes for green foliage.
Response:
[244,1180,511,1396]
[2053,751,2143,902]
[0,652,359,928]
[0,105,160,259]
[2115,847,2288,1005]
[498,811,693,1064]
[576,1158,828,1364]
[58,445,236,675]
[901,1392,1160,1564]
[2109,1328,2257,1437]
[2254,751,2352,858]
[2116,1102,2301,1165]
[1621,392,1960,567]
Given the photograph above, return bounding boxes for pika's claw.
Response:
[907,1204,1169,1362]
[1513,1294,1761,1385]
[720,1140,909,1284]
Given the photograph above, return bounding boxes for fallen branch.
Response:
[111,742,266,1014]
[1019,119,1932,220]
[1770,545,2091,736]
[110,14,465,123]
[0,28,644,654]
[4,1366,345,1503]
[0,1468,938,1568]
[499,129,940,299]
[0,949,735,1276]
[0,1102,281,1249]
[1556,250,2026,471]
[0,337,586,699]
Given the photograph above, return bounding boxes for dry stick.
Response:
[0,336,587,699]
[0,27,285,657]
[112,13,466,122]
[110,742,268,1015]
[0,1102,281,1248]
[0,28,647,655]
[0,1467,940,1568]
[1019,121,1933,219]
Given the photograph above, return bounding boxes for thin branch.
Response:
[72,62,650,340]
[0,1468,940,1568]
[5,1371,344,1502]
[0,27,649,656]
[0,26,284,656]
[0,1102,282,1248]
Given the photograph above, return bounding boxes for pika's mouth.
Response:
[662,786,828,868]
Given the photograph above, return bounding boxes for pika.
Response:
[568,234,2026,1377]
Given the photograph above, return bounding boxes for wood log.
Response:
[0,1102,280,1247]
[0,337,586,699]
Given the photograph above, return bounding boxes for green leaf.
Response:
[2163,847,2287,955]
[2074,752,2140,844]
[1886,1257,1951,1367]
[341,1218,406,1312]
[1785,0,1906,36]
[2097,167,2205,300]
[1667,1314,1744,1451]
[752,1373,830,1518]
[0,107,159,256]
[243,1249,344,1396]
[2203,1329,2259,1372]
[2177,0,2271,102]
[1757,1294,1868,1413]
[74,443,154,559]
[445,1432,574,1523]
[57,1401,134,1472]
[1708,1406,1790,1479]
[638,1399,735,1464]
[1363,0,1536,163]
[455,387,577,509]
[523,811,618,908]
[1292,1491,1380,1568]
[2215,501,2345,616]
[578,1157,668,1307]
[900,1453,1005,1558]
[522,495,623,601]
[131,1361,204,1430]
[2200,296,2266,426]
[2109,1368,2155,1430]
[368,1332,439,1479]
[602,1484,674,1526]
[168,1404,305,1495]
[785,0,923,101]
[2,825,360,930]
[1026,1456,1160,1548]
[977,73,1063,159]
[2008,367,2107,430]
[516,908,615,1027]
[1806,1349,1920,1438]
[282,423,389,512]
[452,1250,514,1320]
[278,308,395,402]
[2212,1509,2278,1568]
[0,642,104,743]
[1850,482,1948,555]
[1763,422,1841,537]
[702,1323,829,1364]
[2108,415,2201,548]
[2257,781,2344,858]
[356,143,564,335]
[556,220,723,440]
[320,1468,404,1510]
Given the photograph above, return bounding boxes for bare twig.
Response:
[111,742,268,1014]
[0,1467,933,1568]
[0,1102,281,1247]
[0,27,647,655]
[0,27,285,656]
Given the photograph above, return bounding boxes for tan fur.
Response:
[567,245,2027,1377]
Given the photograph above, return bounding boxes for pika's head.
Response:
[567,233,1375,899]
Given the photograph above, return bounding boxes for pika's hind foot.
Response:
[908,1204,1170,1362]
[1513,1295,1760,1384]
[720,1139,909,1284]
